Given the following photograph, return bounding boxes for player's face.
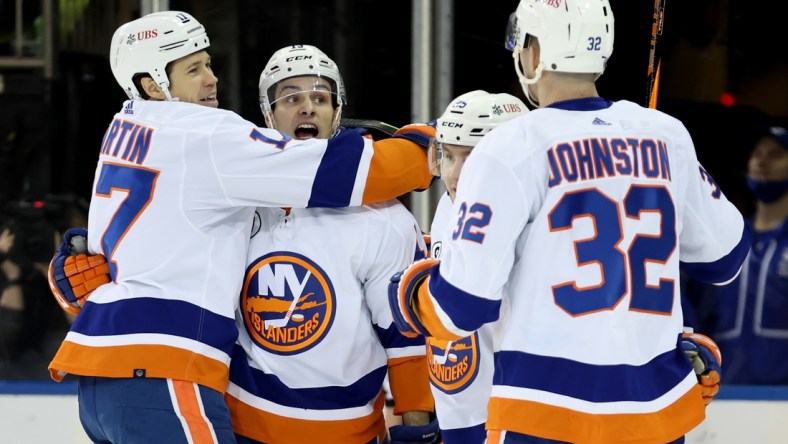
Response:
[440,144,473,201]
[748,137,788,181]
[167,50,218,107]
[271,76,336,140]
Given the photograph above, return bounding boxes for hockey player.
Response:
[388,1,748,443]
[46,12,435,444]
[426,91,527,444]
[226,45,438,444]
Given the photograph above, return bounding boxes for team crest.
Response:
[426,333,480,394]
[241,252,336,355]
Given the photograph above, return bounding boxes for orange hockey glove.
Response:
[681,331,722,405]
[48,228,111,315]
[388,259,439,338]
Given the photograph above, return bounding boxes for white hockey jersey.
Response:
[416,98,750,443]
[427,192,493,444]
[226,201,432,444]
[49,99,431,393]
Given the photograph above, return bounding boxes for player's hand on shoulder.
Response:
[388,259,438,338]
[392,123,436,150]
[48,228,111,315]
[681,330,721,405]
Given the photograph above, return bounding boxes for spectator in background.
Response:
[0,226,24,363]
[0,199,70,379]
[686,125,788,385]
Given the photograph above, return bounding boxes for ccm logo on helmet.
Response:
[285,55,313,62]
[442,122,463,128]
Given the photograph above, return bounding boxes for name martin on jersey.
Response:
[547,137,671,187]
[100,117,154,166]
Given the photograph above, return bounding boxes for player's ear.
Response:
[140,77,166,100]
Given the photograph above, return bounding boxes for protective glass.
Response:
[268,75,339,109]
[504,12,519,51]
[427,138,443,177]
[439,144,473,181]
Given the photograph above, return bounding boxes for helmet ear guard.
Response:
[109,11,211,100]
[258,45,346,134]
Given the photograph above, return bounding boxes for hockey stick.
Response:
[646,0,667,109]
[340,118,400,138]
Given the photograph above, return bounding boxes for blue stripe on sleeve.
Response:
[428,263,501,333]
[680,224,751,284]
[71,298,238,356]
[229,344,386,409]
[373,323,426,350]
[493,339,692,402]
[307,131,365,208]
[441,423,486,444]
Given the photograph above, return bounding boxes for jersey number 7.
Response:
[95,162,160,279]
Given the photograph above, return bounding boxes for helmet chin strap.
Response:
[331,106,342,134]
[160,81,177,102]
[513,50,543,109]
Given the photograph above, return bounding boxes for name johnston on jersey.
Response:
[547,137,670,187]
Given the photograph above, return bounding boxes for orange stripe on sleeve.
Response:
[172,380,216,444]
[486,385,705,444]
[388,356,434,415]
[415,282,463,342]
[486,429,502,444]
[361,138,432,205]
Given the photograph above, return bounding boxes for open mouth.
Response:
[199,95,218,107]
[294,123,319,139]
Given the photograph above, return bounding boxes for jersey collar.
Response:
[546,97,613,111]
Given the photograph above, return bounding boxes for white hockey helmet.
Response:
[429,90,528,175]
[109,11,210,101]
[505,0,614,103]
[259,45,347,134]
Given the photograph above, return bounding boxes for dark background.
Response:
[1,0,786,218]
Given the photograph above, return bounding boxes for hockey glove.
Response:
[48,228,111,315]
[389,417,441,444]
[388,259,438,338]
[391,124,436,151]
[681,331,722,405]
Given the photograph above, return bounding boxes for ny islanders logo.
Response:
[241,252,335,355]
[426,333,480,394]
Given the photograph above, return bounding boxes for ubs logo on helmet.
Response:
[126,30,158,45]
[503,103,522,113]
[241,252,336,355]
[426,333,479,394]
[137,29,158,40]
